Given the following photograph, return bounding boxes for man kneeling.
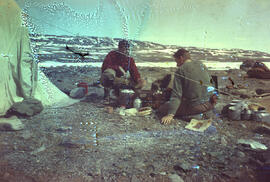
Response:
[100,40,145,106]
[158,48,217,124]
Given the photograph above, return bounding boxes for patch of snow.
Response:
[38,61,270,70]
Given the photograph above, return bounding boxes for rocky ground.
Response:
[1,65,270,182]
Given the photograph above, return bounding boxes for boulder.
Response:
[7,98,43,116]
[0,116,24,131]
[254,125,270,136]
[69,87,86,98]
[168,174,184,182]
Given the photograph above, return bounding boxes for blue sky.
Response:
[16,0,270,53]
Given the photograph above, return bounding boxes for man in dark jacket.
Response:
[159,48,217,124]
[100,40,145,103]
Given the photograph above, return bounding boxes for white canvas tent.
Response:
[0,0,78,116]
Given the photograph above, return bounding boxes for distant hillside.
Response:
[30,34,270,63]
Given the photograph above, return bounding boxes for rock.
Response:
[236,151,246,158]
[82,93,102,103]
[7,98,43,116]
[134,161,146,173]
[220,136,227,146]
[0,116,24,131]
[160,172,166,175]
[174,162,191,172]
[168,174,184,182]
[88,87,104,98]
[59,138,81,148]
[84,176,93,181]
[204,125,217,135]
[104,106,114,114]
[145,164,155,174]
[30,144,46,155]
[56,126,72,132]
[231,89,251,99]
[254,125,270,136]
[237,139,267,150]
[241,124,247,128]
[131,175,141,182]
[69,87,86,98]
[21,130,32,139]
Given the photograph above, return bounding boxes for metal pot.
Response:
[228,106,241,120]
[241,109,252,120]
[119,89,135,107]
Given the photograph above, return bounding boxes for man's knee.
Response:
[100,69,116,87]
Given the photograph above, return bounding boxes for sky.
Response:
[15,0,270,53]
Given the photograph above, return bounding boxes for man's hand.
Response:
[119,66,126,75]
[161,114,174,125]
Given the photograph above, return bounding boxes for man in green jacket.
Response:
[159,48,217,124]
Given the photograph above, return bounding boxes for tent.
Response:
[0,0,78,116]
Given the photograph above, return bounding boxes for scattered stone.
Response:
[231,89,251,99]
[220,136,227,146]
[237,139,267,150]
[82,93,103,103]
[241,123,247,128]
[83,175,93,181]
[69,87,86,98]
[145,164,155,174]
[134,161,146,173]
[249,157,264,167]
[30,144,46,155]
[131,175,141,182]
[174,162,191,172]
[88,87,104,98]
[6,98,43,116]
[168,174,184,182]
[0,116,24,131]
[204,125,217,135]
[236,151,246,158]
[254,124,270,136]
[21,130,32,139]
[56,126,72,132]
[105,106,114,114]
[160,172,166,175]
[59,138,80,148]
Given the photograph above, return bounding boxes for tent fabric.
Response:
[0,0,78,116]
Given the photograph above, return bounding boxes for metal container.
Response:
[119,89,135,107]
[230,101,249,112]
[228,106,241,120]
[133,98,142,109]
[241,109,252,120]
[252,111,270,122]
[231,99,242,103]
